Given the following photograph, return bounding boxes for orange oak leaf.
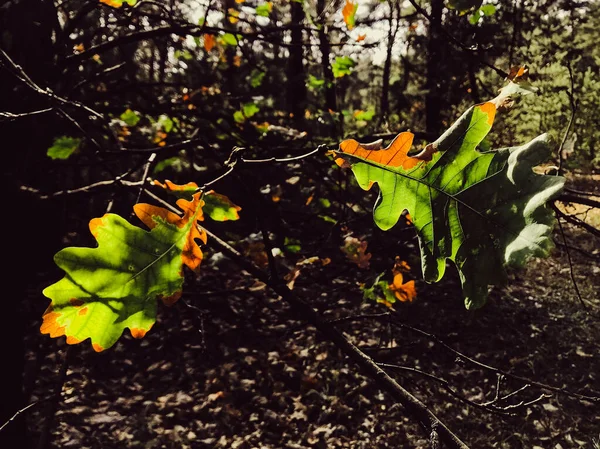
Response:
[335,132,437,172]
[204,34,216,52]
[134,193,207,272]
[342,0,358,30]
[153,180,241,221]
[389,273,416,303]
[392,256,411,274]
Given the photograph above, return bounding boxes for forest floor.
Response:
[21,170,600,449]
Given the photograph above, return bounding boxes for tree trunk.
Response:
[0,0,62,446]
[425,0,444,135]
[286,1,307,126]
[380,1,400,124]
[317,0,336,112]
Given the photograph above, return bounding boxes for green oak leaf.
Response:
[203,191,241,221]
[47,136,81,160]
[334,100,564,309]
[255,2,272,17]
[120,108,140,126]
[41,194,207,351]
[332,56,355,78]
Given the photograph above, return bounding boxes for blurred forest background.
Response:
[1,0,599,448]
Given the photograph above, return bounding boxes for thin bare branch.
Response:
[554,209,588,309]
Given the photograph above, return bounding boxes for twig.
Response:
[333,312,600,403]
[135,153,156,204]
[180,299,207,352]
[0,396,52,435]
[328,312,391,324]
[390,319,600,402]
[553,205,600,238]
[116,137,205,154]
[55,108,104,153]
[21,179,143,199]
[0,48,103,120]
[377,362,516,415]
[554,209,587,309]
[557,193,600,209]
[554,242,600,261]
[241,145,327,163]
[195,165,236,193]
[0,48,123,152]
[564,187,598,197]
[557,63,578,175]
[0,108,53,122]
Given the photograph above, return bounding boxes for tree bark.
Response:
[380,1,401,123]
[286,1,307,126]
[425,0,444,135]
[317,0,337,112]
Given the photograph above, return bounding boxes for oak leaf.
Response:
[342,0,358,30]
[204,34,216,52]
[42,194,207,351]
[153,180,241,221]
[334,83,564,308]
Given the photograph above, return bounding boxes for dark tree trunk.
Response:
[425,0,444,135]
[380,1,400,124]
[317,0,336,112]
[467,60,481,104]
[508,0,522,68]
[0,1,63,446]
[286,1,307,125]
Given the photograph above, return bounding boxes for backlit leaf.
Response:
[99,0,137,7]
[480,4,496,15]
[243,102,260,118]
[153,180,241,221]
[203,191,242,221]
[204,34,216,52]
[342,0,358,30]
[308,74,325,89]
[332,56,355,78]
[354,109,375,121]
[120,108,140,126]
[389,273,416,303]
[47,136,81,160]
[256,2,273,17]
[220,33,239,46]
[250,69,266,88]
[334,87,564,308]
[41,194,207,351]
[158,114,174,133]
[228,8,240,23]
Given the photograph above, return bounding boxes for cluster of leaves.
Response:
[42,75,564,350]
[41,182,241,351]
[362,257,417,309]
[333,78,563,309]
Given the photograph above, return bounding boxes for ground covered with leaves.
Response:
[22,171,599,449]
